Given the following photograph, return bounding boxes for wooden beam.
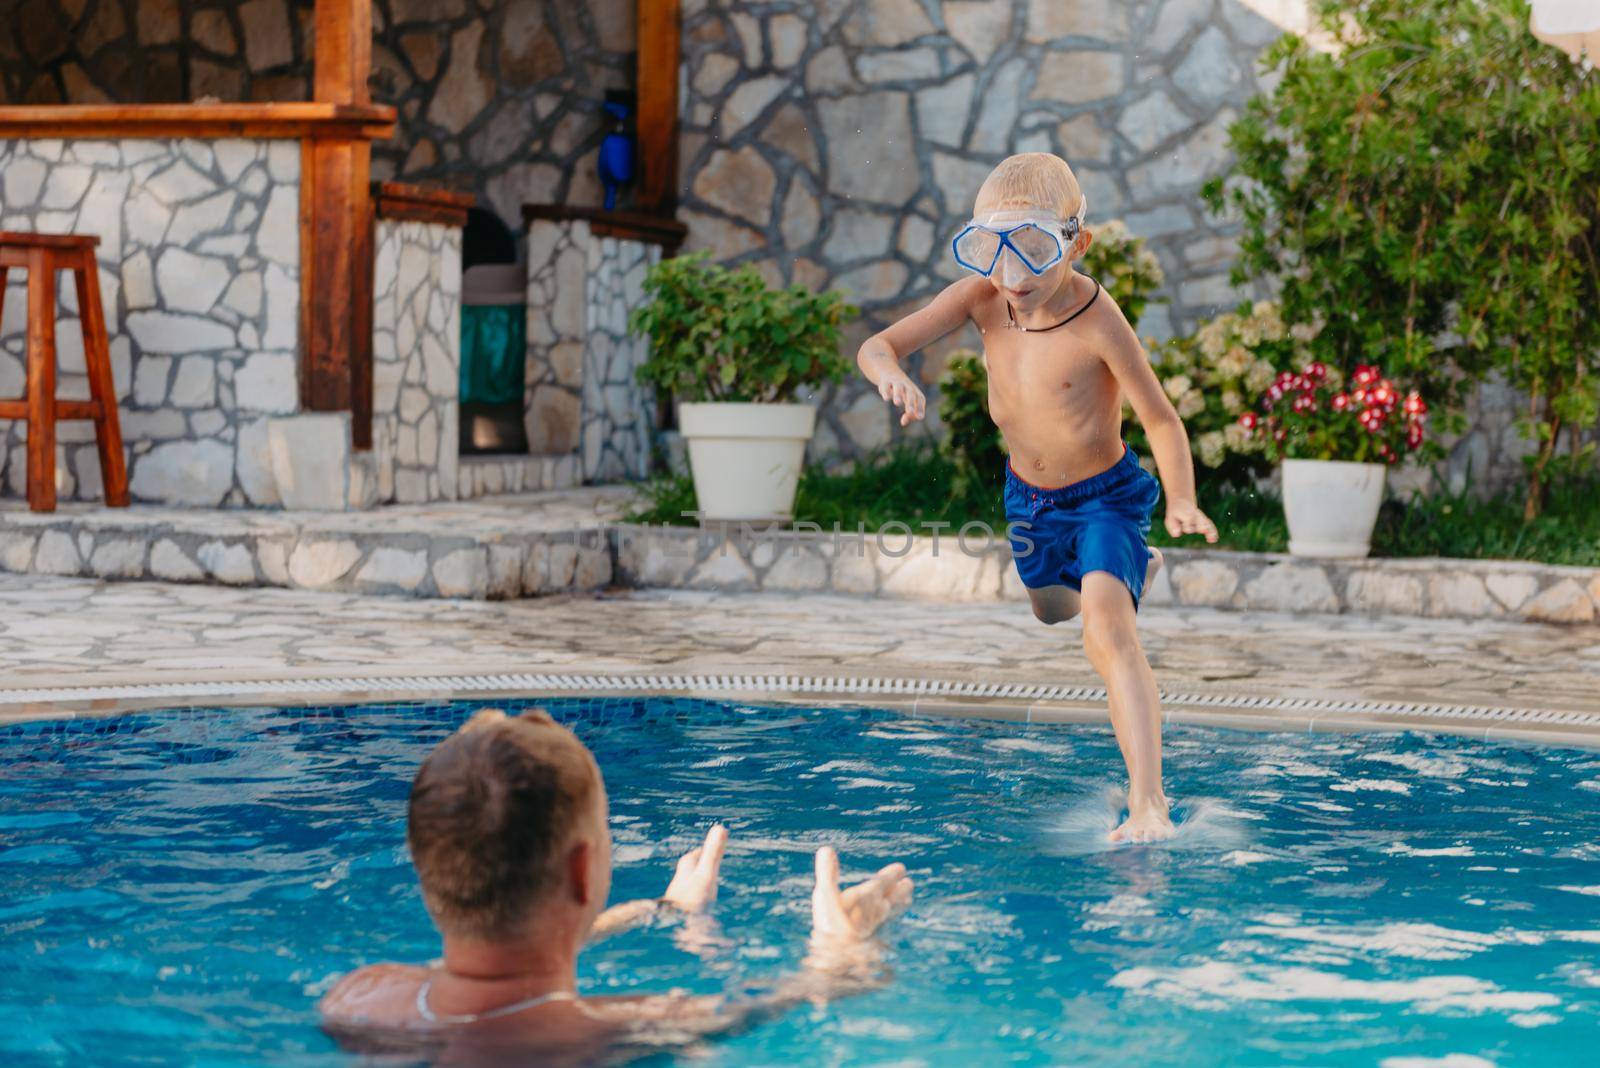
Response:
[374,182,475,228]
[522,203,686,251]
[0,399,101,420]
[302,0,378,449]
[636,0,681,216]
[0,103,394,140]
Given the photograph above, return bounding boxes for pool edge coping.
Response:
[4,670,1599,749]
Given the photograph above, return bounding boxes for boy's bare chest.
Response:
[982,331,1113,409]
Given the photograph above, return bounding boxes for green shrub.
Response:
[630,252,858,403]
[1371,472,1600,566]
[1126,300,1302,486]
[937,350,1006,498]
[1252,363,1431,465]
[1080,218,1166,331]
[1209,0,1600,515]
[629,444,1600,568]
[790,440,1003,530]
[628,440,1005,531]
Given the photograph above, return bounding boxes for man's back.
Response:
[321,966,665,1066]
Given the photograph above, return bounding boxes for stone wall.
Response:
[615,523,1600,625]
[0,136,300,506]
[374,0,637,225]
[581,233,658,481]
[0,140,481,511]
[523,217,660,482]
[523,219,587,455]
[0,136,656,510]
[676,0,1284,462]
[371,216,464,504]
[0,0,639,225]
[1388,373,1539,499]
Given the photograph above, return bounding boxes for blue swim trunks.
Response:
[1004,444,1161,607]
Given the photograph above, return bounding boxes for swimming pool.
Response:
[2,698,1597,1066]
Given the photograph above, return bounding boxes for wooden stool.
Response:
[0,232,129,512]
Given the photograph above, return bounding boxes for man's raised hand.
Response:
[661,823,730,912]
[809,847,914,945]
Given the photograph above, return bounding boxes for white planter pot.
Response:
[678,402,817,524]
[1281,458,1387,558]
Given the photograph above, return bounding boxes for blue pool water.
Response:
[2,698,1599,1066]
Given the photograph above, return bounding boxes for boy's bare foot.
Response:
[1110,795,1176,844]
[1145,547,1163,590]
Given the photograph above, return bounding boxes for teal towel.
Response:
[459,305,526,407]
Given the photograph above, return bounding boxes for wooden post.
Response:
[636,0,681,216]
[73,252,130,506]
[24,249,56,513]
[302,0,376,449]
[314,0,373,105]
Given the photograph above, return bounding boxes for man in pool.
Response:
[318,707,914,1062]
[856,153,1218,844]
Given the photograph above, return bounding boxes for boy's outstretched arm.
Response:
[1099,302,1218,543]
[857,276,987,427]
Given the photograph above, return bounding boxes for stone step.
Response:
[0,487,633,600]
[2,496,1595,623]
[457,453,581,500]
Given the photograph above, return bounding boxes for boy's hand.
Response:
[877,372,926,426]
[1164,500,1218,543]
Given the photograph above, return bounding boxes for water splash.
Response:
[1038,787,1252,856]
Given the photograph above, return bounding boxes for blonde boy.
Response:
[857,154,1218,843]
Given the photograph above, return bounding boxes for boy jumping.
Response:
[857,154,1218,843]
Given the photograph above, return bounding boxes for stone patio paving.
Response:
[2,573,1597,744]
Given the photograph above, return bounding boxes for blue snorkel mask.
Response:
[951,199,1087,278]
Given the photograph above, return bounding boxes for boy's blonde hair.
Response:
[974,153,1084,219]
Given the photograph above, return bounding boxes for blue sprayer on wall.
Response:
[599,101,634,211]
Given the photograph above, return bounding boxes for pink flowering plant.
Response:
[1242,363,1428,466]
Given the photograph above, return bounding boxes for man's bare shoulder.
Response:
[585,991,725,1021]
[319,962,427,1025]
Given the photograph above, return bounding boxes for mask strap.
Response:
[1062,193,1088,246]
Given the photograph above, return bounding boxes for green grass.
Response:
[628,444,1600,568]
[1147,483,1289,554]
[1157,475,1600,566]
[629,442,1006,531]
[1370,476,1600,566]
